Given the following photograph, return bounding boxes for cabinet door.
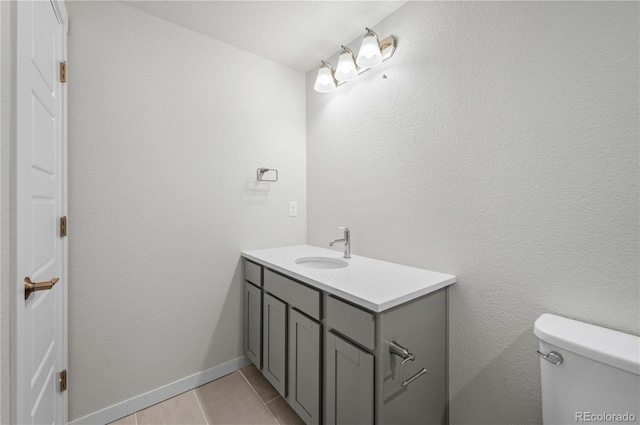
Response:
[326,332,374,425]
[289,309,321,425]
[244,281,262,368]
[263,293,287,397]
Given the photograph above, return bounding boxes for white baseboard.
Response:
[69,356,252,425]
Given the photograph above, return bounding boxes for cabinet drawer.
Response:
[326,295,375,350]
[244,260,262,286]
[264,269,320,320]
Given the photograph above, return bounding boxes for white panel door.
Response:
[14,1,67,424]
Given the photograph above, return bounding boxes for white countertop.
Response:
[241,245,456,313]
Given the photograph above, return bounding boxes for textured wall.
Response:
[66,1,306,420]
[306,2,639,424]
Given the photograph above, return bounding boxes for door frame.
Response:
[10,0,68,423]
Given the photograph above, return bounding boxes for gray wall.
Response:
[306,2,639,424]
[66,1,306,420]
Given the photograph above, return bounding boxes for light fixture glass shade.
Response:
[314,64,336,93]
[334,48,358,81]
[356,32,383,68]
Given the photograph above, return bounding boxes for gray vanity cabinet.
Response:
[289,309,321,425]
[325,331,374,425]
[243,258,449,425]
[263,293,287,397]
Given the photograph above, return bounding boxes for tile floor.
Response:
[109,365,304,425]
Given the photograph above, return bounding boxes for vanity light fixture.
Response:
[356,28,383,68]
[334,46,358,82]
[313,61,337,93]
[313,27,396,93]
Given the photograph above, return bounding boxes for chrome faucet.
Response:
[329,227,351,259]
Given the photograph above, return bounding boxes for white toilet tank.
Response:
[534,314,640,425]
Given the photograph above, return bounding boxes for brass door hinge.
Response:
[60,370,67,392]
[60,62,67,83]
[60,216,67,237]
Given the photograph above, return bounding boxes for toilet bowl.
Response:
[534,314,640,424]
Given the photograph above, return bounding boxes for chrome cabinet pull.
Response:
[390,341,428,387]
[536,350,563,365]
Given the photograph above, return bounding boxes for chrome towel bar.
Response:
[257,167,278,182]
[390,341,428,387]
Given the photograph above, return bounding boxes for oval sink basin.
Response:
[295,257,348,269]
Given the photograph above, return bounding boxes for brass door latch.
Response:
[24,277,59,300]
